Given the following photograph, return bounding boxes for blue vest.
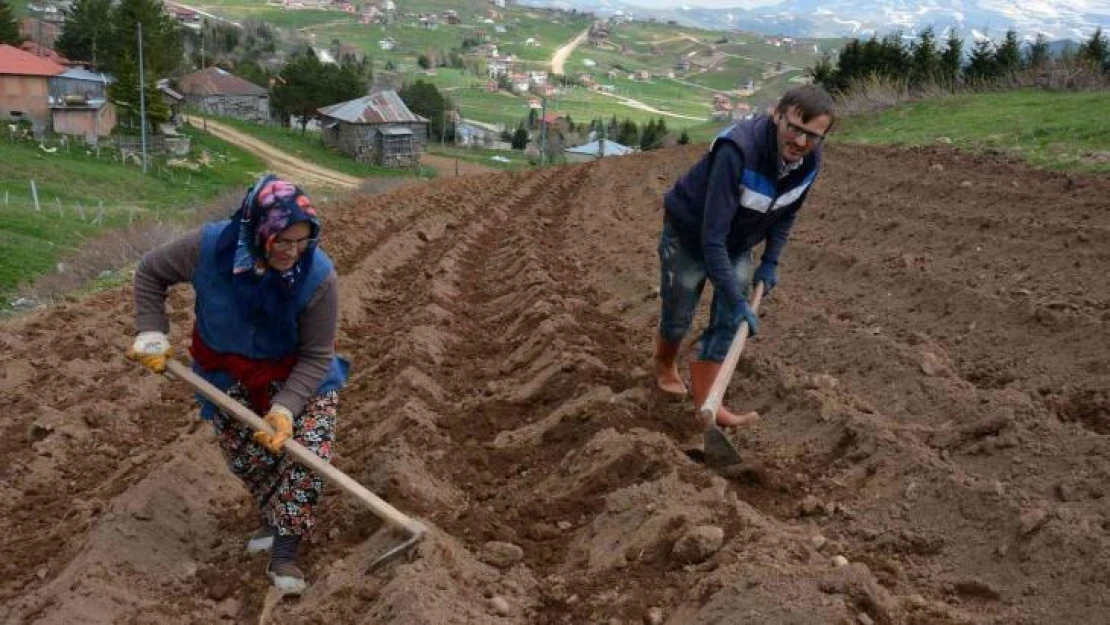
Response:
[663,115,821,254]
[192,220,348,417]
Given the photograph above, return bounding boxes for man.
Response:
[654,84,834,425]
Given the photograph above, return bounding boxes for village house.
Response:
[511,73,530,93]
[360,6,382,24]
[0,43,64,130]
[176,67,270,123]
[0,45,117,139]
[524,37,541,47]
[442,10,460,24]
[633,70,651,81]
[49,66,117,139]
[454,118,501,148]
[378,37,397,51]
[317,90,428,167]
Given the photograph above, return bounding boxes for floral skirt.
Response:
[211,384,338,537]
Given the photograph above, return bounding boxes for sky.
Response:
[616,0,783,7]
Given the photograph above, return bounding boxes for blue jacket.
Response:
[663,115,821,305]
[193,220,348,417]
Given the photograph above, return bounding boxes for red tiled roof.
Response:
[176,67,268,97]
[18,42,70,65]
[0,44,66,77]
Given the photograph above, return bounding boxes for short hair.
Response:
[776,84,836,127]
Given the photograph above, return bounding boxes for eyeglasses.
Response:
[271,236,318,252]
[779,116,827,145]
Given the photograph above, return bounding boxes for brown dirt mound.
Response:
[2,143,1108,624]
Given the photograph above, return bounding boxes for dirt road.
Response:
[550,28,589,75]
[3,144,1109,623]
[194,117,363,190]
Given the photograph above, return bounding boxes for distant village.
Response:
[3,0,814,166]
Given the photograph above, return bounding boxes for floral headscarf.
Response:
[231,174,321,292]
[215,174,322,334]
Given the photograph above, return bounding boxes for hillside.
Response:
[2,140,1108,623]
[178,0,827,127]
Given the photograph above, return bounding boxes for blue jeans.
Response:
[657,219,754,362]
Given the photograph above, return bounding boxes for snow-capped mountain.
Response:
[520,0,1109,42]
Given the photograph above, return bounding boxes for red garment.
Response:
[190,328,297,415]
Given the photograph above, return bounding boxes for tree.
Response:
[110,0,185,77]
[965,37,998,82]
[0,0,21,45]
[939,30,963,86]
[616,118,639,147]
[55,0,113,65]
[511,124,528,150]
[417,54,430,70]
[639,118,657,151]
[910,26,940,85]
[1024,33,1049,70]
[994,29,1022,78]
[271,52,367,130]
[678,129,691,145]
[399,80,451,142]
[109,52,171,127]
[1078,27,1108,72]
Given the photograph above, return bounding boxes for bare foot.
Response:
[716,409,759,427]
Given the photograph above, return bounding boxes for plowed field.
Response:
[2,144,1108,624]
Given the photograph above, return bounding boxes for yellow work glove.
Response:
[254,404,294,453]
[127,331,173,373]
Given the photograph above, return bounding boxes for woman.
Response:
[128,174,348,595]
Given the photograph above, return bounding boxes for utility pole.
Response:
[137,22,148,174]
[539,96,547,167]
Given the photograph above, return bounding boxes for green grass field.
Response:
[834,90,1110,172]
[0,128,264,296]
[425,145,530,171]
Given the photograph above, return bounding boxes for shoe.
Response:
[654,335,687,396]
[267,561,307,595]
[689,360,759,427]
[246,527,274,554]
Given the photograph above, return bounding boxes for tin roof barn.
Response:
[176,67,269,123]
[317,90,428,167]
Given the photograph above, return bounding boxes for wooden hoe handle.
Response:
[165,360,426,538]
[698,282,765,425]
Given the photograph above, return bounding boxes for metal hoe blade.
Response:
[696,283,765,469]
[703,423,743,468]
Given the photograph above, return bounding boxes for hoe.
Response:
[164,359,426,571]
[698,282,764,468]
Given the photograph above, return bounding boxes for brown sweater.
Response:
[133,228,340,416]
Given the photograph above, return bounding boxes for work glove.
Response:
[753,262,778,296]
[253,404,294,454]
[127,331,172,373]
[731,300,759,336]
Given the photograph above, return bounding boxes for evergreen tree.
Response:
[1026,33,1051,69]
[271,52,367,130]
[910,26,940,85]
[678,129,690,145]
[616,118,638,147]
[940,30,963,86]
[965,37,998,82]
[994,29,1022,78]
[511,124,528,150]
[1078,27,1108,72]
[639,118,657,151]
[399,80,451,142]
[0,0,21,45]
[111,0,185,77]
[56,0,113,64]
